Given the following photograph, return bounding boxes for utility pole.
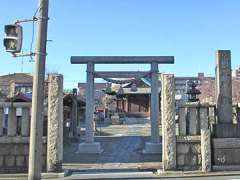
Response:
[28,0,49,179]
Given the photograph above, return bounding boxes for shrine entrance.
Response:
[63,56,174,172]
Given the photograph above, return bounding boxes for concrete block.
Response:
[212,165,240,171]
[213,148,240,165]
[23,144,29,155]
[212,124,240,138]
[16,156,25,167]
[0,156,3,166]
[77,142,103,154]
[5,155,15,167]
[143,142,162,154]
[191,143,201,154]
[188,107,198,135]
[212,138,240,149]
[185,154,197,166]
[177,154,185,166]
[177,143,190,154]
[0,144,11,155]
[179,107,187,135]
[13,144,25,155]
[176,135,201,143]
[26,155,29,167]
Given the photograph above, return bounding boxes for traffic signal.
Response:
[3,24,23,53]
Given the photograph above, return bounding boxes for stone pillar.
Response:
[200,107,211,172]
[47,74,63,172]
[78,63,102,153]
[86,62,94,143]
[21,107,30,136]
[0,107,3,136]
[143,63,161,154]
[9,81,15,97]
[179,107,187,135]
[7,106,17,136]
[215,50,232,123]
[71,93,78,138]
[124,96,128,113]
[161,74,176,171]
[189,107,198,135]
[150,63,160,143]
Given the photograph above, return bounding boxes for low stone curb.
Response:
[156,170,240,178]
[0,172,64,180]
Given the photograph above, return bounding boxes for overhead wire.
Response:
[29,2,43,62]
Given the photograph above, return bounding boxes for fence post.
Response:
[200,107,211,172]
[21,107,30,136]
[7,106,17,136]
[0,107,3,136]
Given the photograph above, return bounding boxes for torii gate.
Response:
[71,56,174,153]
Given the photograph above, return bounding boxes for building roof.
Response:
[0,73,33,83]
[4,92,32,102]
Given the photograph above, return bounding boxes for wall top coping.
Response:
[0,136,47,144]
[179,103,239,108]
[179,103,215,108]
[177,135,201,143]
[0,102,31,108]
[212,138,240,149]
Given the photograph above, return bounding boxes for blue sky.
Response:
[0,0,240,89]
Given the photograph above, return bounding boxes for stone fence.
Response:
[175,103,240,172]
[178,103,216,136]
[0,74,63,174]
[0,102,47,173]
[176,103,213,172]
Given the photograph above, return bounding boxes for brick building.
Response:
[0,73,33,98]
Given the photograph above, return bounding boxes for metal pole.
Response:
[28,0,49,179]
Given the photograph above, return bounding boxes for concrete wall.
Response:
[212,138,240,167]
[176,136,201,170]
[0,137,46,173]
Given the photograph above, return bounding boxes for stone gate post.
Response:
[47,74,63,172]
[161,74,176,171]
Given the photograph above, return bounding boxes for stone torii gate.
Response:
[71,56,174,153]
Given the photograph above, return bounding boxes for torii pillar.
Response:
[78,62,102,153]
[143,62,162,154]
[71,56,174,154]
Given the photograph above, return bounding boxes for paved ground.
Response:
[64,173,240,180]
[63,118,162,173]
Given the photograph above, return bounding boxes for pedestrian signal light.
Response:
[3,24,23,53]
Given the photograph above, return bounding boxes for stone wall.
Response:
[0,137,47,173]
[212,138,240,167]
[176,136,201,170]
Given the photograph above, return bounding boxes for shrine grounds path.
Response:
[63,118,162,173]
